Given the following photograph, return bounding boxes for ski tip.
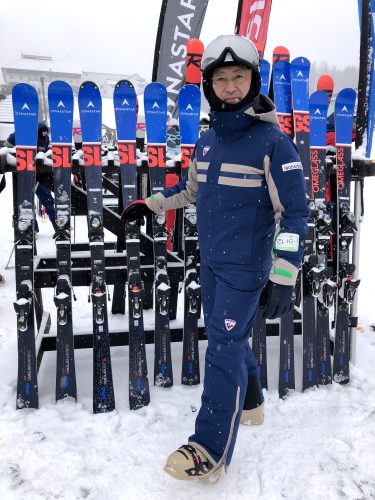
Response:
[115,79,134,89]
[80,81,99,91]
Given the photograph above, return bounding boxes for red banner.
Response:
[236,0,273,57]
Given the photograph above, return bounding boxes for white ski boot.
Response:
[164,444,223,483]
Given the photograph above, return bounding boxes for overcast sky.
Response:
[0,0,360,84]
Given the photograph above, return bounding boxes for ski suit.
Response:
[6,123,56,230]
[147,94,310,468]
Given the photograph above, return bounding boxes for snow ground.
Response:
[0,172,375,500]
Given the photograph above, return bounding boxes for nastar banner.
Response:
[152,0,209,120]
[235,0,273,57]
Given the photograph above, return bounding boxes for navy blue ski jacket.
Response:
[147,95,310,286]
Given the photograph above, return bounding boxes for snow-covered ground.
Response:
[0,171,375,500]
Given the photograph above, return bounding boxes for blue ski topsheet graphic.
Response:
[178,85,201,146]
[179,85,201,173]
[48,81,74,143]
[290,57,310,112]
[78,82,102,143]
[260,59,271,96]
[12,84,39,146]
[273,61,292,114]
[335,88,356,145]
[113,80,137,142]
[309,91,329,148]
[144,83,167,144]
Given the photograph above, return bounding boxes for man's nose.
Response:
[224,79,237,92]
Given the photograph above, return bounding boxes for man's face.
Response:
[212,65,252,104]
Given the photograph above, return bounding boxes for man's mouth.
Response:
[224,97,241,103]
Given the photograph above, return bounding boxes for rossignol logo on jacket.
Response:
[282,162,303,172]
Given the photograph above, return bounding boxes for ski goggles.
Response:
[201,35,260,75]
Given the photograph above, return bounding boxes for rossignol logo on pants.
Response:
[225,319,236,331]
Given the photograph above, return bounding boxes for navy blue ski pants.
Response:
[189,263,268,467]
[34,183,55,231]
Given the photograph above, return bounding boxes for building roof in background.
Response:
[3,58,81,75]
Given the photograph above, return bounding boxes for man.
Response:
[122,35,310,482]
[5,122,56,232]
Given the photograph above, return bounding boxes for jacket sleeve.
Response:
[145,150,198,214]
[264,133,310,286]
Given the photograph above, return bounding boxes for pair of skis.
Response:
[51,84,117,410]
[12,82,79,410]
[141,82,202,388]
[114,80,170,408]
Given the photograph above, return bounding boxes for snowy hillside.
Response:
[0,172,375,499]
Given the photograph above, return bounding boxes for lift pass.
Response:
[275,232,299,252]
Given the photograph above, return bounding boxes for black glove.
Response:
[259,280,296,320]
[121,200,153,224]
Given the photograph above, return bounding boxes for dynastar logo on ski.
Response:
[51,100,71,114]
[280,74,286,81]
[336,105,351,118]
[225,319,236,331]
[148,100,164,115]
[81,101,100,114]
[186,104,193,110]
[16,102,37,116]
[203,146,211,156]
[122,99,129,105]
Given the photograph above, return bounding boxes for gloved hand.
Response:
[121,200,153,224]
[259,280,296,320]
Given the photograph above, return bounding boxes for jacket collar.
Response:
[210,94,280,134]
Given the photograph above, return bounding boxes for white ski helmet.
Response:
[201,35,261,111]
[201,35,260,75]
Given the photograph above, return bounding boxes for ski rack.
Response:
[1,152,373,373]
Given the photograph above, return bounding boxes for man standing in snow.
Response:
[122,35,309,482]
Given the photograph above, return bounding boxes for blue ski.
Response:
[179,84,201,386]
[114,80,150,409]
[273,60,293,138]
[260,59,271,96]
[252,55,270,387]
[78,81,115,413]
[291,57,319,392]
[309,90,335,386]
[144,83,173,388]
[273,60,295,398]
[13,83,39,410]
[48,81,77,401]
[333,88,359,384]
